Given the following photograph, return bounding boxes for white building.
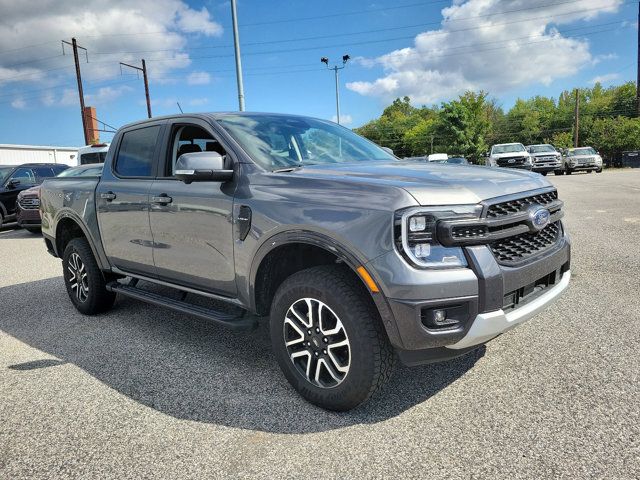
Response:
[0,144,78,167]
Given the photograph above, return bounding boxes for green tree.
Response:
[435,91,492,161]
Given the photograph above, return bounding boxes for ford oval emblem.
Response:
[527,205,550,231]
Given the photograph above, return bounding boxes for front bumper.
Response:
[16,204,41,228]
[368,232,570,363]
[568,164,599,171]
[532,163,561,172]
[447,269,570,349]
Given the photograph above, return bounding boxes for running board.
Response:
[106,282,257,330]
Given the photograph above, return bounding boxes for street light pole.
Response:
[321,55,350,124]
[231,0,245,111]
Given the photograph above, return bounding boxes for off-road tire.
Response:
[270,265,395,411]
[63,238,116,315]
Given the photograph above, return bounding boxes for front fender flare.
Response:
[248,229,403,347]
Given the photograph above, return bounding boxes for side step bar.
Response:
[106,282,258,330]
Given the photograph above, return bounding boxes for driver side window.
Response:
[168,124,227,176]
[9,168,35,186]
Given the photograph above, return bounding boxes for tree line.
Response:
[354,82,640,163]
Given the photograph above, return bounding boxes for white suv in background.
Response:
[486,143,533,170]
[559,147,603,175]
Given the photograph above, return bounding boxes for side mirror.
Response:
[7,179,20,189]
[381,146,394,156]
[174,151,233,184]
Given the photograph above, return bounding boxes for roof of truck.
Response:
[118,112,331,130]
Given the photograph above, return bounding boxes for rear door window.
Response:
[32,166,56,181]
[115,126,161,177]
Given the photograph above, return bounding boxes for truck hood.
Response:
[287,161,550,205]
[530,151,560,157]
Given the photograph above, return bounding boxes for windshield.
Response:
[568,147,597,156]
[216,114,396,170]
[492,144,525,154]
[528,145,556,153]
[57,164,104,177]
[0,167,13,184]
[446,157,467,164]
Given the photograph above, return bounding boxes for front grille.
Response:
[496,156,526,166]
[490,221,561,264]
[534,156,559,164]
[18,197,40,210]
[486,190,557,218]
[451,225,489,239]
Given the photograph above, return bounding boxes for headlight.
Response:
[395,205,480,268]
[526,156,533,165]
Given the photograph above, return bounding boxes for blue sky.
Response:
[0,0,636,146]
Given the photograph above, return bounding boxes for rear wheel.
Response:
[565,167,572,175]
[270,265,394,411]
[63,238,116,315]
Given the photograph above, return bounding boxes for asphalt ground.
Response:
[0,169,638,479]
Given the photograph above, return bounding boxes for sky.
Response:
[0,0,637,147]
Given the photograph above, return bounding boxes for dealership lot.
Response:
[1,170,638,479]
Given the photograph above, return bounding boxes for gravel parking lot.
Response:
[1,169,639,479]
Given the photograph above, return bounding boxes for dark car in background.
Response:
[445,157,469,165]
[16,163,103,233]
[0,163,68,229]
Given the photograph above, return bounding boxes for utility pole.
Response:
[62,38,89,145]
[573,89,580,148]
[636,1,640,115]
[321,55,350,124]
[230,0,245,111]
[120,59,152,118]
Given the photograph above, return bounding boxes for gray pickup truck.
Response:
[40,113,571,410]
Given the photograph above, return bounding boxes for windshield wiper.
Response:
[272,166,302,173]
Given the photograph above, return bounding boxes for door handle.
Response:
[101,191,116,201]
[152,194,173,205]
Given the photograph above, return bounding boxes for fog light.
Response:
[433,309,447,324]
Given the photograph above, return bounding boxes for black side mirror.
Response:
[7,179,20,189]
[174,151,233,184]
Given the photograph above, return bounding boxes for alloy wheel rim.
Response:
[283,298,351,388]
[67,252,89,303]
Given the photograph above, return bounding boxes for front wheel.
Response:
[63,238,116,315]
[541,171,548,176]
[554,170,564,176]
[596,168,603,173]
[565,167,573,175]
[270,265,394,411]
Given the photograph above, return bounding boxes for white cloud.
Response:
[85,86,133,105]
[188,97,209,106]
[0,1,223,87]
[11,98,26,109]
[331,114,353,125]
[589,73,620,84]
[187,71,212,85]
[347,0,624,104]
